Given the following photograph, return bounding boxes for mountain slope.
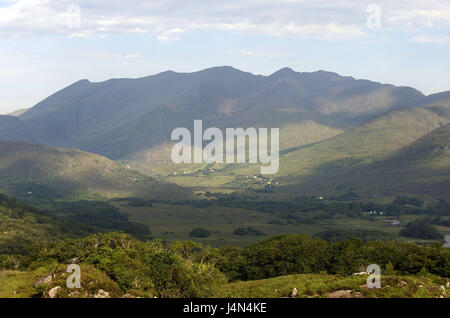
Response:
[0,141,191,201]
[277,106,450,177]
[167,102,450,196]
[0,193,92,257]
[3,67,425,165]
[276,121,450,198]
[6,108,29,117]
[0,116,31,142]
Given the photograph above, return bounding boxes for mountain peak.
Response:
[198,65,244,74]
[270,67,296,77]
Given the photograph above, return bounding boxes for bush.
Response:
[189,228,211,238]
[233,227,265,236]
[26,233,227,297]
[400,220,444,240]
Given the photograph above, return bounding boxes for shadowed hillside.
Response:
[0,141,191,202]
[277,123,450,198]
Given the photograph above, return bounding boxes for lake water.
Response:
[444,235,450,247]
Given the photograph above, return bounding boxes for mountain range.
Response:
[1,66,449,199]
[0,67,427,157]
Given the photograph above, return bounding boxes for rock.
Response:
[94,289,111,298]
[48,286,61,298]
[440,286,447,297]
[121,294,132,298]
[33,275,52,287]
[327,290,352,298]
[399,281,408,287]
[289,288,298,298]
[352,272,368,276]
[68,291,80,297]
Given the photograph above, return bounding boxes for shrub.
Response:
[189,228,211,238]
[233,227,265,236]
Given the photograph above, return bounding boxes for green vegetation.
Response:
[110,193,449,248]
[189,228,211,238]
[393,196,424,207]
[0,141,192,203]
[225,273,448,298]
[0,194,448,299]
[314,229,395,242]
[1,233,227,298]
[47,200,151,240]
[0,194,92,260]
[400,220,444,240]
[233,227,265,236]
[212,234,450,281]
[0,231,448,298]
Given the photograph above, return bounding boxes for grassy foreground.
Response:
[225,273,449,298]
[1,267,448,298]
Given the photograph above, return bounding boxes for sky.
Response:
[0,0,449,114]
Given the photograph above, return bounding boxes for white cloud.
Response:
[231,49,270,57]
[0,0,449,41]
[410,34,450,45]
[94,51,142,59]
[156,27,184,42]
[123,54,141,59]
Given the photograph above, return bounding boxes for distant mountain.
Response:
[1,66,425,167]
[424,90,450,106]
[175,100,450,198]
[0,115,30,142]
[272,104,450,198]
[279,105,450,175]
[6,108,29,117]
[285,123,450,198]
[0,141,191,201]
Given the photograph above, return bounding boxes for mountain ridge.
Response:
[3,66,427,164]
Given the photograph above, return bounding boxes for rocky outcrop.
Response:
[94,289,111,298]
[34,275,52,287]
[326,290,353,298]
[48,286,61,298]
[289,288,298,298]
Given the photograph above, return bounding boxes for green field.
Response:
[117,201,449,247]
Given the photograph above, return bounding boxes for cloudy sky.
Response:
[0,0,449,113]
